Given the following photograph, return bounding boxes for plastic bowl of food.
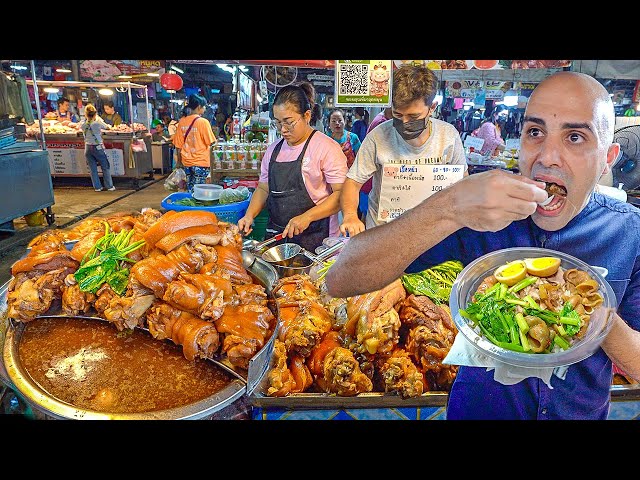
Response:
[192,184,223,201]
[449,247,616,368]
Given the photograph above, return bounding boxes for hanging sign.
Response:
[335,60,392,106]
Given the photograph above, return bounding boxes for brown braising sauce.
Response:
[18,318,233,413]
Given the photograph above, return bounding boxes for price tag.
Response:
[378,164,465,222]
[506,138,520,151]
[464,136,485,150]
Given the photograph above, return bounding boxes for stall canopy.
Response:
[572,60,640,80]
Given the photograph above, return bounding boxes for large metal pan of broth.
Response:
[0,255,279,420]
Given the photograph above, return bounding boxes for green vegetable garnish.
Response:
[73,222,145,295]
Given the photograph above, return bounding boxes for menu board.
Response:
[47,140,125,176]
[378,164,465,222]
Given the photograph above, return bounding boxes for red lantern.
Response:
[160,72,183,91]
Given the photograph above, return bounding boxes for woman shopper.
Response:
[350,106,369,143]
[172,94,217,193]
[79,104,115,192]
[328,108,362,169]
[237,81,348,253]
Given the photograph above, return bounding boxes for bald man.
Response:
[325,71,640,420]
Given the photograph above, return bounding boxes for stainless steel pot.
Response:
[0,256,279,420]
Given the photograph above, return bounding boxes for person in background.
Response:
[78,104,115,192]
[339,64,466,236]
[161,112,179,168]
[223,116,233,141]
[351,106,370,143]
[162,113,178,138]
[171,94,217,193]
[472,104,507,156]
[366,107,392,135]
[311,103,324,133]
[151,119,168,142]
[326,71,640,420]
[101,100,122,127]
[328,109,362,170]
[55,97,78,123]
[237,81,348,253]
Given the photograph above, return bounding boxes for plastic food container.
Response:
[449,247,616,368]
[193,184,223,201]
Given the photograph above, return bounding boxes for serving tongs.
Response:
[23,314,248,384]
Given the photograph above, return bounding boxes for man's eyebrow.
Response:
[523,116,594,133]
[523,116,545,126]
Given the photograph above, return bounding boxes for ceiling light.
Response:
[170,65,184,74]
[118,74,132,79]
[98,88,114,96]
[43,87,60,93]
[10,65,27,71]
[147,72,160,77]
[56,68,72,73]
[216,64,236,74]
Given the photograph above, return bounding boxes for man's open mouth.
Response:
[537,180,567,212]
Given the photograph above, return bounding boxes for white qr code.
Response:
[339,64,369,95]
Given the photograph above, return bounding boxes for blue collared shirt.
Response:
[407,192,640,419]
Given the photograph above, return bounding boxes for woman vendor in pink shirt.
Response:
[237,81,348,252]
[473,104,507,156]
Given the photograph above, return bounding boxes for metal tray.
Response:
[0,254,279,419]
[247,343,450,409]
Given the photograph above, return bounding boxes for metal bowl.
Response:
[261,243,302,266]
[449,247,616,369]
[0,256,279,420]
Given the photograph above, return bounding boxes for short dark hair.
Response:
[392,65,438,109]
[103,100,114,108]
[59,97,70,105]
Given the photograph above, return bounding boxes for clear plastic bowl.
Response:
[449,247,616,368]
[192,184,223,201]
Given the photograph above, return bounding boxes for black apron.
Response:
[266,130,329,253]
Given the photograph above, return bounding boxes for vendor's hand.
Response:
[449,169,547,232]
[340,213,365,237]
[282,213,312,238]
[237,214,255,235]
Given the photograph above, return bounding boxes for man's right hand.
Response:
[237,215,254,235]
[448,169,547,232]
[340,213,365,236]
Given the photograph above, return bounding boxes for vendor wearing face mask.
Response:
[472,104,508,156]
[339,64,467,236]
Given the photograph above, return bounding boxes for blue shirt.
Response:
[408,192,640,420]
[351,119,368,143]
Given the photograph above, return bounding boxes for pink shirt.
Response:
[366,112,390,134]
[474,121,505,156]
[260,130,348,236]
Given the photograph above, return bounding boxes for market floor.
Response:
[1,178,639,420]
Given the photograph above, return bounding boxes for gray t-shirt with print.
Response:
[346,117,467,228]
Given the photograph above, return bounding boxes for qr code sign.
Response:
[339,64,369,95]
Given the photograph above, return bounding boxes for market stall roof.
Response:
[169,60,336,69]
[24,80,147,89]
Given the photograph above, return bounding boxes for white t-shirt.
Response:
[346,118,466,228]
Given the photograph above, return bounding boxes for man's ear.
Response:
[602,143,621,175]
